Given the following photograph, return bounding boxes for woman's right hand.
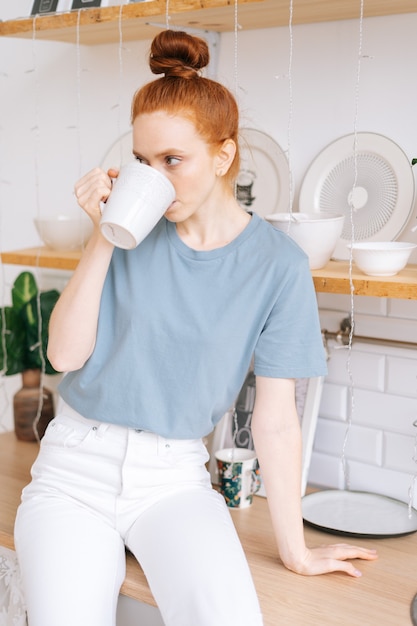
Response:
[74,167,119,227]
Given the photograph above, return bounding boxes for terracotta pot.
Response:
[13,369,54,441]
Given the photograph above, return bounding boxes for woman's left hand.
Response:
[288,543,378,578]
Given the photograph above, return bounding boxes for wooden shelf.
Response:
[1,246,80,271]
[0,0,416,45]
[2,247,417,299]
[312,260,417,300]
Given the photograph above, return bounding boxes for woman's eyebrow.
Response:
[132,148,184,159]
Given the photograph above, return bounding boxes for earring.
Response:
[217,169,224,177]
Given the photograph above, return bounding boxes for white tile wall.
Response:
[384,432,417,473]
[317,294,417,343]
[323,341,386,391]
[386,355,417,397]
[351,389,417,433]
[318,383,348,420]
[310,298,417,508]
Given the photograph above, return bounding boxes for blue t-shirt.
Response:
[59,213,327,438]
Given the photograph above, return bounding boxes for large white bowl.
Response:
[349,241,417,276]
[265,212,345,269]
[34,215,93,251]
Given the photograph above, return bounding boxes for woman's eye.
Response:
[135,156,148,165]
[166,156,181,166]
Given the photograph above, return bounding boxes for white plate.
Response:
[302,490,417,538]
[101,131,134,171]
[299,132,415,260]
[238,128,290,217]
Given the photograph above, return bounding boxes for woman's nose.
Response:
[146,162,164,177]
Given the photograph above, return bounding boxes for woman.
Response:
[14,30,377,626]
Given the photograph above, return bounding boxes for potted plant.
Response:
[0,271,60,441]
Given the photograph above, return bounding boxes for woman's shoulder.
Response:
[249,213,309,266]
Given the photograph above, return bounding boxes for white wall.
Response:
[2,8,417,256]
[0,5,417,502]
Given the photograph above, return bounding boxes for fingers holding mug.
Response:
[74,167,118,225]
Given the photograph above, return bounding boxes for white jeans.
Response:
[14,403,263,626]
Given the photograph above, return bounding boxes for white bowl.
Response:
[34,215,93,251]
[349,241,417,276]
[265,212,345,269]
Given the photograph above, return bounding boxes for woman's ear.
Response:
[215,139,236,177]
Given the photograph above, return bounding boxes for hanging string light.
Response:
[230,0,240,206]
[0,36,14,430]
[286,0,294,214]
[31,16,41,227]
[165,0,170,30]
[75,9,83,178]
[30,15,46,443]
[0,215,9,431]
[408,420,417,517]
[340,0,365,490]
[116,3,125,163]
[0,59,8,386]
[233,0,239,97]
[229,0,240,453]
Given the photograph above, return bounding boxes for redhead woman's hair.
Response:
[131,30,240,184]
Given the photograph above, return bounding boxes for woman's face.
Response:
[132,111,228,223]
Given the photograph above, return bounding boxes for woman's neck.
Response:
[175,200,251,251]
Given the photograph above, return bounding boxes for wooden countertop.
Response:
[1,431,417,624]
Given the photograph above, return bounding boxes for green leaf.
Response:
[24,290,60,375]
[11,272,38,312]
[0,272,60,376]
[0,307,26,375]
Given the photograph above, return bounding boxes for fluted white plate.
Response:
[299,133,415,260]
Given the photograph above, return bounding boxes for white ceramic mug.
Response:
[215,448,261,509]
[100,161,175,249]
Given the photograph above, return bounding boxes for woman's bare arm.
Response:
[251,376,378,577]
[47,168,117,372]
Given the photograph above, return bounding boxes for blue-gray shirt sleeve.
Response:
[254,253,327,379]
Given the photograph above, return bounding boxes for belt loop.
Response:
[95,423,109,439]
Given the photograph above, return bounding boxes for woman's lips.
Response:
[165,200,177,212]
